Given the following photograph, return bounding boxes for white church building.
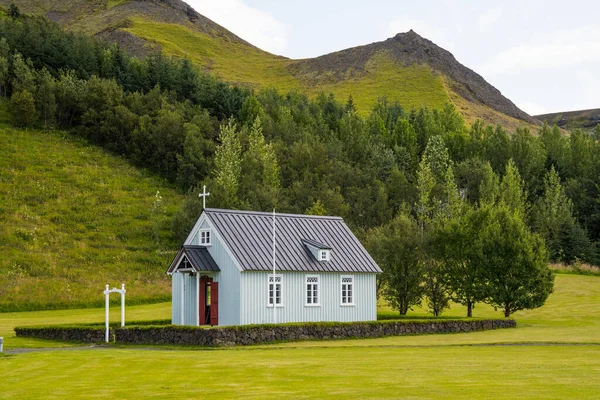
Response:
[166,207,382,326]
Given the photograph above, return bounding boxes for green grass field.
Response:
[1,274,599,398]
[0,124,184,311]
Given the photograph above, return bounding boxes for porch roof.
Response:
[166,245,220,274]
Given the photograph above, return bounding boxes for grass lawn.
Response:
[1,274,600,398]
[2,346,599,398]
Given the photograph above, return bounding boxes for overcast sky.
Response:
[186,0,600,115]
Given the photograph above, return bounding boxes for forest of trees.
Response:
[4,8,600,316]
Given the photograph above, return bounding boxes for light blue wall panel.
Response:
[172,272,181,324]
[240,272,377,325]
[172,272,198,325]
[189,218,241,326]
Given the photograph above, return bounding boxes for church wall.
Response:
[197,219,241,326]
[172,272,198,325]
[240,271,377,325]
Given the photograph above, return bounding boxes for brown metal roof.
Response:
[205,208,381,274]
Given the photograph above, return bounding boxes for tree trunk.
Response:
[467,301,473,317]
[504,309,511,318]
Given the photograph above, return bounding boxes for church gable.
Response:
[166,245,220,275]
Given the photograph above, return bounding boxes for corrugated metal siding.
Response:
[171,272,198,325]
[198,219,240,326]
[172,273,180,324]
[240,272,377,325]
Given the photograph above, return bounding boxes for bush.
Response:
[10,89,38,127]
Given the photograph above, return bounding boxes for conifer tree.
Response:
[499,159,527,217]
[214,119,242,207]
[532,166,594,262]
[423,135,451,183]
[479,162,499,207]
[416,155,437,234]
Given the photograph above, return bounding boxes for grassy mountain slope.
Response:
[536,108,600,133]
[0,121,183,311]
[1,0,536,129]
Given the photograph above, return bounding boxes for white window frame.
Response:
[267,274,284,308]
[319,249,330,262]
[340,275,355,306]
[199,229,212,246]
[305,275,320,307]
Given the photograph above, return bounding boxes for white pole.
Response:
[196,273,200,326]
[105,284,109,343]
[272,208,276,324]
[121,284,125,327]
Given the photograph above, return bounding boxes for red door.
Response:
[210,282,219,326]
[199,276,212,325]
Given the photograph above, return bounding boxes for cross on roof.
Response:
[199,185,210,209]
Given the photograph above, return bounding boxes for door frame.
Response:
[199,276,218,325]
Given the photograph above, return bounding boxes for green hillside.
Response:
[0,0,536,129]
[0,122,183,311]
[123,18,450,113]
[536,108,600,133]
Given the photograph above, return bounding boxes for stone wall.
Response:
[15,325,108,343]
[15,319,516,346]
[116,319,515,346]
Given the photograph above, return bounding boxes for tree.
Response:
[8,3,20,19]
[365,214,424,315]
[0,38,9,97]
[240,94,264,126]
[241,116,281,209]
[422,259,450,316]
[479,162,499,207]
[475,206,554,317]
[499,159,527,217]
[532,166,594,263]
[213,119,242,207]
[306,199,327,216]
[423,135,451,183]
[10,90,38,128]
[11,53,36,94]
[442,165,462,220]
[509,127,547,194]
[176,111,215,189]
[172,186,204,244]
[35,69,57,129]
[431,207,486,317]
[415,155,437,234]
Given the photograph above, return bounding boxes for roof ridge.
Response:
[204,208,343,220]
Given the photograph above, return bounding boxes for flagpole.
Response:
[272,208,276,324]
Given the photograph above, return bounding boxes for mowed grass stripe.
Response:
[1,346,599,398]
